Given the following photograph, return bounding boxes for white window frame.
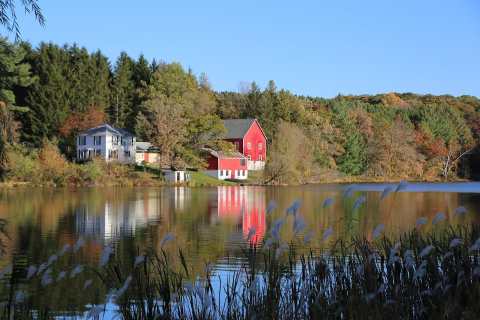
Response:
[247,142,251,150]
[258,142,263,150]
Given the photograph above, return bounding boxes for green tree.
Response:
[110,52,135,128]
[0,38,33,178]
[24,43,111,145]
[332,101,368,175]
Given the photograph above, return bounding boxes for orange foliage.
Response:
[415,131,448,158]
[350,108,374,139]
[59,105,106,137]
[381,93,409,108]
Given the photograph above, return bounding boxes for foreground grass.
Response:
[1,224,479,319]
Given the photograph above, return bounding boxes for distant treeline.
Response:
[1,37,479,184]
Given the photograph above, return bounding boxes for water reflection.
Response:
[213,186,266,245]
[0,184,479,315]
[0,184,479,271]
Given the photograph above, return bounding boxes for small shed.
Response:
[135,142,160,165]
[162,169,190,183]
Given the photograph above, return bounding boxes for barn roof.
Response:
[222,119,256,139]
[201,148,245,159]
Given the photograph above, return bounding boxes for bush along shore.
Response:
[1,142,241,188]
[0,141,470,188]
[0,198,479,319]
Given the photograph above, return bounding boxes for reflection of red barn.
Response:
[217,186,246,220]
[215,186,266,245]
[202,149,248,181]
[223,119,267,171]
[242,189,266,245]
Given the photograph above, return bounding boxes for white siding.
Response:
[76,128,135,164]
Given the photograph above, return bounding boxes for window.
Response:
[258,142,263,150]
[247,155,251,161]
[78,136,86,145]
[112,136,119,145]
[247,142,251,150]
[259,155,263,161]
[124,150,131,157]
[240,159,246,166]
[94,136,102,146]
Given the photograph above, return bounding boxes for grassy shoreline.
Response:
[0,175,473,189]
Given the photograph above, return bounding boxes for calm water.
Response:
[0,183,479,315]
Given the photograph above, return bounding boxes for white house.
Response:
[76,124,136,164]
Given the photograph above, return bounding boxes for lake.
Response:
[0,183,479,315]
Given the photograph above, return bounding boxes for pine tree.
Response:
[109,52,134,128]
[24,43,70,144]
[0,38,34,177]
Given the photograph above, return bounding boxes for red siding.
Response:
[219,158,247,179]
[206,154,219,170]
[217,187,245,221]
[243,121,267,162]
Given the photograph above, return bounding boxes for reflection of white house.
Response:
[76,124,136,164]
[74,192,162,239]
[74,189,190,240]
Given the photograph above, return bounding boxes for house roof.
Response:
[136,142,160,152]
[80,124,133,137]
[136,141,153,151]
[222,119,256,139]
[202,148,246,159]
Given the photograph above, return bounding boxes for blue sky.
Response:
[10,0,480,97]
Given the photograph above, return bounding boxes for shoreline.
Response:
[1,177,478,189]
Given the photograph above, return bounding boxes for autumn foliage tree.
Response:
[368,117,424,179]
[58,105,106,158]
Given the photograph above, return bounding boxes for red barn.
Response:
[223,119,267,170]
[202,149,248,180]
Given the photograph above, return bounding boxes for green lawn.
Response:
[188,171,237,187]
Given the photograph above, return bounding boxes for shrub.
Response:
[37,139,70,186]
[5,145,39,183]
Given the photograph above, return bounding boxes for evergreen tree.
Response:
[24,43,112,145]
[126,54,152,132]
[24,43,70,144]
[88,50,111,111]
[0,38,34,177]
[109,52,134,128]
